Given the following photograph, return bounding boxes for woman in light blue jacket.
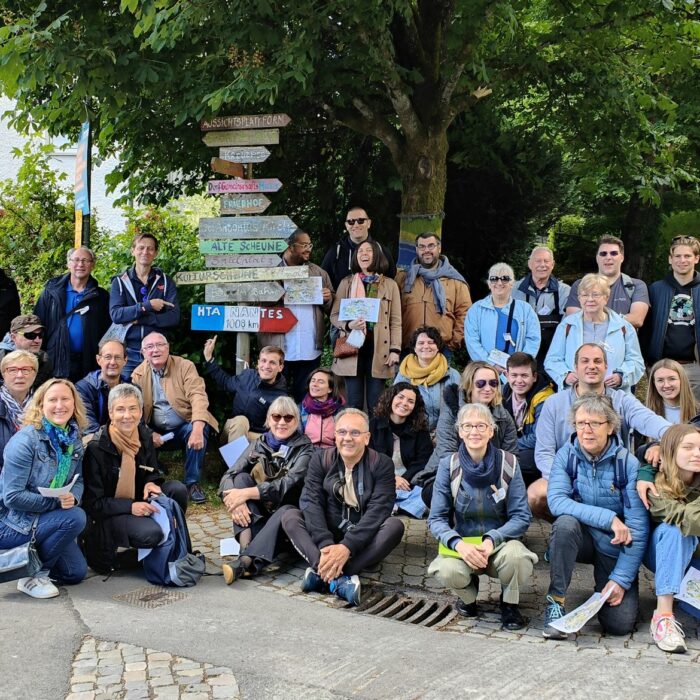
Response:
[544,273,644,392]
[465,263,541,374]
[0,379,87,599]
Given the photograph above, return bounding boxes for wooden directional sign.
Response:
[205,254,281,269]
[201,114,291,131]
[205,282,285,303]
[199,216,297,239]
[203,129,279,147]
[191,305,297,333]
[174,266,308,285]
[220,194,271,214]
[210,158,244,178]
[199,239,287,255]
[207,179,282,194]
[219,147,270,163]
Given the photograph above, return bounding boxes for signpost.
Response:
[219,147,270,163]
[199,216,297,239]
[204,254,281,269]
[199,239,287,254]
[207,179,282,194]
[220,194,271,214]
[210,158,245,178]
[174,266,308,285]
[203,129,280,147]
[205,282,285,303]
[200,113,291,131]
[191,305,297,333]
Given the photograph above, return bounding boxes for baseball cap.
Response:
[10,314,44,334]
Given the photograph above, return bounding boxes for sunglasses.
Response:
[19,330,43,340]
[489,276,512,283]
[597,250,620,257]
[474,379,499,389]
[345,218,367,225]
[270,413,295,423]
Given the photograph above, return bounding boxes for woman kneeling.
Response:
[428,402,536,630]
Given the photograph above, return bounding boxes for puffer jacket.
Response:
[0,424,84,534]
[547,436,649,590]
[218,431,314,508]
[502,374,555,452]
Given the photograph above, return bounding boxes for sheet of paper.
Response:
[219,436,250,468]
[284,277,323,304]
[338,298,381,323]
[37,473,79,497]
[220,537,241,557]
[675,565,700,611]
[487,348,511,368]
[548,587,613,633]
[137,501,171,561]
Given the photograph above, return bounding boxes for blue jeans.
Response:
[163,422,210,486]
[643,522,698,596]
[0,507,87,583]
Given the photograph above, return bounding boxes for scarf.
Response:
[458,440,499,489]
[0,384,31,430]
[109,424,142,500]
[301,394,344,418]
[398,353,449,387]
[402,256,467,314]
[263,430,298,452]
[43,417,77,489]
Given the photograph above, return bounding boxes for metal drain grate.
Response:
[113,585,188,609]
[356,591,457,628]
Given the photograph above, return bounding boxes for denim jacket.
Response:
[0,425,84,534]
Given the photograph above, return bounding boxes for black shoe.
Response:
[188,483,207,504]
[500,602,526,631]
[455,598,479,617]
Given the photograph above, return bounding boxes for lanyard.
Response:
[502,300,516,352]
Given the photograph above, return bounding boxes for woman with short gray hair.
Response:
[465,262,541,374]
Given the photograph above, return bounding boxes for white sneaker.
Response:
[17,576,59,599]
[650,614,687,654]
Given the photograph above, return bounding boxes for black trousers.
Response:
[281,506,404,575]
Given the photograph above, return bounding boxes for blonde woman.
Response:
[646,359,698,425]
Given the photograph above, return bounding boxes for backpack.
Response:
[448,450,516,501]
[141,495,205,587]
[564,451,631,509]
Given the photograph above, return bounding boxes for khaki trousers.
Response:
[221,415,262,445]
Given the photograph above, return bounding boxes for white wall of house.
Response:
[0,95,126,233]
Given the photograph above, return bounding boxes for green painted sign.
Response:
[198,239,287,255]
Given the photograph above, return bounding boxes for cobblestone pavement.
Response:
[188,508,700,666]
[66,637,240,700]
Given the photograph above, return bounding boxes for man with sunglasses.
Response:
[34,246,111,382]
[281,408,404,605]
[644,235,700,402]
[565,235,649,329]
[321,205,396,290]
[109,233,180,376]
[395,232,471,355]
[0,314,54,388]
[258,229,334,402]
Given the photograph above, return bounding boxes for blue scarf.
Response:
[458,440,499,489]
[402,255,467,314]
[263,429,299,452]
[42,417,78,488]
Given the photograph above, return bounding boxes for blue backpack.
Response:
[565,451,631,509]
[141,495,205,587]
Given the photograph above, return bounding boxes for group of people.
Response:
[0,213,699,656]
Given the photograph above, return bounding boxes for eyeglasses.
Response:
[294,242,313,250]
[336,428,367,438]
[18,331,43,340]
[142,342,168,352]
[4,366,36,375]
[270,413,295,423]
[70,257,94,265]
[416,243,439,251]
[460,422,490,433]
[672,236,699,243]
[489,276,512,283]
[579,292,605,299]
[98,354,124,362]
[345,218,368,225]
[474,379,499,389]
[597,251,620,257]
[575,420,608,430]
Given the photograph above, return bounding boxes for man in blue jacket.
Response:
[203,339,289,443]
[543,394,649,639]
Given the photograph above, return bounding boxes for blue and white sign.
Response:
[191,304,260,332]
[74,121,90,215]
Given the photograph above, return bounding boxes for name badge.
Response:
[491,486,506,503]
[538,304,553,316]
[258,397,267,405]
[76,306,90,315]
[276,444,290,459]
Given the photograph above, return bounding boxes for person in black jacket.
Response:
[82,384,188,574]
[0,350,37,471]
[0,314,54,388]
[369,382,433,491]
[34,246,111,382]
[218,396,314,583]
[281,408,405,605]
[0,269,20,339]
